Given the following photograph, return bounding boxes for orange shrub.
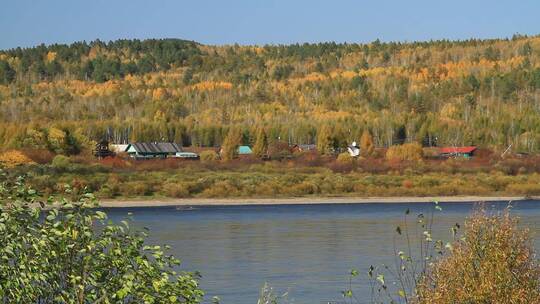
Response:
[21,149,55,164]
[100,157,131,169]
[190,81,233,91]
[402,179,414,188]
[0,150,35,167]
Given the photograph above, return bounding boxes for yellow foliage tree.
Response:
[190,81,233,91]
[200,150,219,162]
[45,51,57,62]
[252,127,268,158]
[385,143,423,161]
[152,88,169,100]
[47,127,66,154]
[317,124,333,155]
[220,127,242,161]
[360,129,375,157]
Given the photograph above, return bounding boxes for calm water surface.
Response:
[105,200,540,304]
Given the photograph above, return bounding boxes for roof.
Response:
[348,141,360,149]
[128,142,182,154]
[238,146,253,154]
[110,144,129,152]
[175,152,198,157]
[439,146,477,154]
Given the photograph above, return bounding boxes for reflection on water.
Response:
[104,200,540,304]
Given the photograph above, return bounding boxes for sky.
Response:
[1,0,540,49]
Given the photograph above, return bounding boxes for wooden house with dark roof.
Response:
[93,140,115,159]
[126,142,183,159]
[290,144,316,153]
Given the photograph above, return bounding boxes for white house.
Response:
[347,141,360,157]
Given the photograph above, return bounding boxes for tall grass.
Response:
[256,283,289,304]
[416,208,540,303]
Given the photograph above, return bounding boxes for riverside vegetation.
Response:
[3,149,540,200]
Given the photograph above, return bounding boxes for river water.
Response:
[105,200,540,304]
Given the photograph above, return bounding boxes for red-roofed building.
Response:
[438,146,477,158]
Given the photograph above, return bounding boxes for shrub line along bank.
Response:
[3,148,540,200]
[3,132,540,200]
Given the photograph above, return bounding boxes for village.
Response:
[94,140,479,161]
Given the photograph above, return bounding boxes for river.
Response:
[104,200,540,304]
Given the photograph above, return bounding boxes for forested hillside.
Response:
[2,35,540,153]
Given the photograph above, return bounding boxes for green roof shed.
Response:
[238,146,253,155]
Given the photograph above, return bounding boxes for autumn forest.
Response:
[2,35,540,153]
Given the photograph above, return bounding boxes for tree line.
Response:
[2,35,540,153]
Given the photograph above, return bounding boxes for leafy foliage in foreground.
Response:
[0,175,203,303]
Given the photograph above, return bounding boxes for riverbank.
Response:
[8,158,540,202]
[100,195,531,208]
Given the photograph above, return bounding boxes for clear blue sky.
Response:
[1,0,539,49]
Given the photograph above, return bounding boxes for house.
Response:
[347,141,360,157]
[93,140,115,159]
[267,142,293,159]
[173,152,199,160]
[291,144,316,153]
[126,142,183,159]
[238,146,253,155]
[438,146,477,158]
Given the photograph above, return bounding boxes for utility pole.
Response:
[501,144,512,158]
